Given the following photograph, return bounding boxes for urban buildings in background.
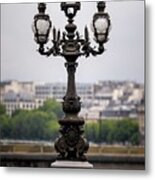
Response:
[0,80,145,138]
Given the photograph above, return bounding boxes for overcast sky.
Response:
[1,1,144,84]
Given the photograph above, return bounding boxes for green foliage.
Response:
[10,110,55,140]
[0,104,11,138]
[38,98,63,119]
[0,99,61,141]
[85,118,140,145]
[85,123,97,142]
[0,114,11,139]
[0,99,141,145]
[0,104,6,115]
[130,132,140,145]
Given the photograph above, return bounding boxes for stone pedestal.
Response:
[51,160,93,169]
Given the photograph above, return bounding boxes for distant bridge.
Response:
[0,153,144,169]
[0,141,145,169]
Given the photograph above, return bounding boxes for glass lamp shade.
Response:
[94,18,108,34]
[32,18,51,44]
[97,34,106,42]
[36,19,51,35]
[92,16,110,43]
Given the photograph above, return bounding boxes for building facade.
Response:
[0,80,144,119]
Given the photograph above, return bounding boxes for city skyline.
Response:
[1,1,144,83]
[0,79,144,85]
[1,78,144,118]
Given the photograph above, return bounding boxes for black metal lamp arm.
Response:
[38,34,104,58]
[80,26,105,57]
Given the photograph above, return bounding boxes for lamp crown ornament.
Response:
[97,1,106,12]
[32,1,111,165]
[38,2,46,13]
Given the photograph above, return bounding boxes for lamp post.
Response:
[32,1,111,167]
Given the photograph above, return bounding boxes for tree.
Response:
[0,99,63,140]
[130,132,140,145]
[0,104,11,138]
[85,122,97,142]
[11,110,59,140]
[85,118,140,145]
[38,98,63,119]
[0,114,11,139]
[0,104,6,115]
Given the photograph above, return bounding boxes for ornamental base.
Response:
[51,160,93,169]
[54,116,89,161]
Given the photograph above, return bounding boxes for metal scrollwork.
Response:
[55,123,89,161]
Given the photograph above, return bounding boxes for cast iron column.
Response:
[55,3,89,161]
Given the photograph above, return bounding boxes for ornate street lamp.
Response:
[32,1,111,167]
